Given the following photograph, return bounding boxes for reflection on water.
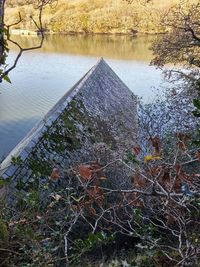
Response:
[10,34,155,61]
[0,34,164,159]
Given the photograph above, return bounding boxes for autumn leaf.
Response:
[166,215,176,225]
[174,178,181,191]
[86,186,105,205]
[78,164,93,181]
[132,171,148,188]
[151,136,162,155]
[130,193,144,207]
[88,207,97,216]
[144,155,162,163]
[162,169,171,181]
[50,167,61,181]
[132,146,142,155]
[197,151,200,161]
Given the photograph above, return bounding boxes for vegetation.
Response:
[0,0,200,266]
[5,0,182,35]
[0,0,56,82]
[151,0,200,146]
[0,82,200,266]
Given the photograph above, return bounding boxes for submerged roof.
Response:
[0,58,137,190]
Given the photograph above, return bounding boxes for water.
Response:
[0,34,165,159]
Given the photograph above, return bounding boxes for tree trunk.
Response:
[0,0,5,67]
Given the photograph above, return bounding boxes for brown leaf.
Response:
[197,151,200,161]
[78,165,93,181]
[162,169,170,181]
[174,178,181,191]
[86,186,105,205]
[151,136,161,155]
[132,172,148,188]
[88,207,97,216]
[130,192,144,207]
[166,215,176,225]
[132,146,142,155]
[50,167,61,181]
[177,133,190,151]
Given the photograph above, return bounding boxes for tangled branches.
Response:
[0,127,199,266]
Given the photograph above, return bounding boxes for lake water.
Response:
[0,34,166,159]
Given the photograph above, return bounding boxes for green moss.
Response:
[15,178,25,191]
[62,116,77,135]
[62,98,117,148]
[0,219,9,243]
[29,158,52,177]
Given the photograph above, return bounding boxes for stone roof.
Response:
[0,58,137,192]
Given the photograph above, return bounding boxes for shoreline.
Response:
[10,29,166,37]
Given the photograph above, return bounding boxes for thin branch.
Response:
[0,0,50,81]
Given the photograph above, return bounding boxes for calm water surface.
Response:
[0,34,165,158]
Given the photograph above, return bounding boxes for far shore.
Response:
[10,29,166,37]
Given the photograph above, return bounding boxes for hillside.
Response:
[5,0,182,34]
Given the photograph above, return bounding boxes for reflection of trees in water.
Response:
[9,34,155,61]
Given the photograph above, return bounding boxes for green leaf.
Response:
[193,99,200,109]
[193,110,200,117]
[0,177,11,186]
[3,75,11,84]
[11,155,23,165]
[0,179,7,186]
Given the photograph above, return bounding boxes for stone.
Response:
[0,59,137,193]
